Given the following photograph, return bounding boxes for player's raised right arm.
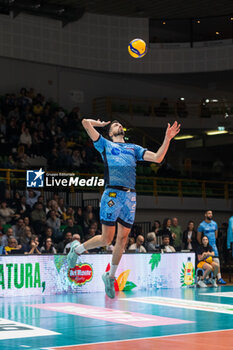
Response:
[82,119,110,142]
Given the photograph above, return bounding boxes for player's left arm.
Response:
[143,121,180,163]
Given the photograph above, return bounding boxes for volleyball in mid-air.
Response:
[128,38,147,58]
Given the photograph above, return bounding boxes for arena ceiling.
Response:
[2,0,233,22]
[45,0,233,19]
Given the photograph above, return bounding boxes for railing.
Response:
[134,222,152,235]
[1,169,233,200]
[93,96,233,119]
[83,198,100,208]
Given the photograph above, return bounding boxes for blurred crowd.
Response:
[0,88,102,171]
[0,189,228,263]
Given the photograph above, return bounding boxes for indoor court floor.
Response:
[1,286,233,350]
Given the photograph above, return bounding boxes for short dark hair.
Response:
[108,120,120,138]
[162,234,170,240]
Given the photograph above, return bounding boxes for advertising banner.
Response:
[0,253,195,297]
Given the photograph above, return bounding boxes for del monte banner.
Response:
[0,253,195,297]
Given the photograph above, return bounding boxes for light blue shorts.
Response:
[100,188,136,228]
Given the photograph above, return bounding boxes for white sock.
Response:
[217,273,221,280]
[109,264,118,278]
[75,244,86,255]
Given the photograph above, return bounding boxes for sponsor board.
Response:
[0,253,195,297]
[68,263,93,286]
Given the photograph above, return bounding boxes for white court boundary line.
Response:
[121,296,233,314]
[44,328,233,349]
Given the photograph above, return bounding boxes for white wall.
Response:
[0,57,58,101]
[1,56,233,113]
[0,12,233,74]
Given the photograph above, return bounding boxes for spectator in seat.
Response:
[145,232,160,252]
[15,195,31,218]
[8,106,20,120]
[5,189,15,207]
[182,221,198,251]
[19,127,32,149]
[74,207,84,227]
[41,227,53,244]
[129,225,143,240]
[4,236,22,254]
[84,225,97,241]
[84,212,95,232]
[50,200,62,220]
[57,232,73,253]
[26,189,41,209]
[45,199,52,214]
[48,148,60,169]
[41,237,57,254]
[128,235,147,253]
[71,149,83,169]
[124,237,135,252]
[90,221,101,235]
[152,219,162,245]
[7,118,19,145]
[12,218,25,240]
[23,216,30,226]
[24,235,41,255]
[52,193,59,204]
[63,207,74,222]
[58,197,66,217]
[37,195,45,208]
[1,227,14,247]
[31,203,47,235]
[84,226,103,253]
[159,218,175,246]
[33,102,43,116]
[19,226,33,246]
[64,234,81,254]
[161,235,176,253]
[63,218,83,238]
[46,210,62,242]
[196,235,219,288]
[171,217,183,251]
[0,201,15,224]
[16,145,30,168]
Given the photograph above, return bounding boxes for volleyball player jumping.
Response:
[67,118,180,298]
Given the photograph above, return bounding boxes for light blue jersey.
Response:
[93,135,147,189]
[93,135,147,227]
[227,216,233,249]
[198,220,218,256]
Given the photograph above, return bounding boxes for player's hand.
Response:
[95,119,111,127]
[166,121,181,140]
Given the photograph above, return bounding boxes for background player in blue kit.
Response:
[68,118,180,298]
[197,210,226,285]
